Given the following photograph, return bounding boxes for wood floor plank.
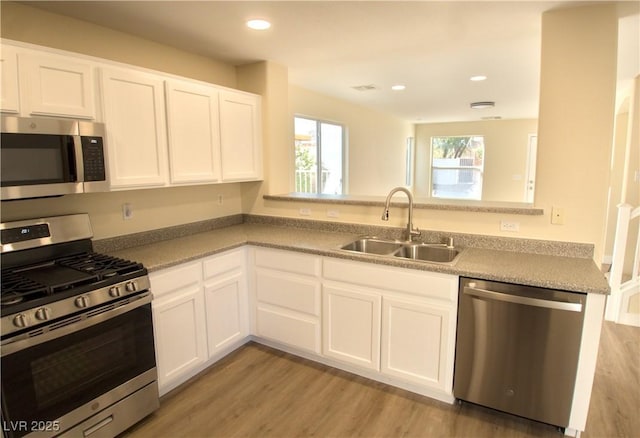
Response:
[123,321,639,438]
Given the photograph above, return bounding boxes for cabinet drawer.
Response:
[150,262,202,298]
[255,270,320,316]
[254,247,321,276]
[256,306,320,353]
[203,248,245,279]
[323,258,458,302]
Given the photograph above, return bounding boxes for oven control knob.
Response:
[75,296,89,308]
[109,286,122,298]
[125,281,137,293]
[35,308,51,321]
[13,314,28,328]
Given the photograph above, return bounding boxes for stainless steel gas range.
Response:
[1,214,159,438]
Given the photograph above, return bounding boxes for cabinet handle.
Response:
[464,286,583,312]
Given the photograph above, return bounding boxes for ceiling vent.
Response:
[470,101,495,109]
[351,84,377,91]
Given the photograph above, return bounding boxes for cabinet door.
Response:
[19,53,96,119]
[255,269,322,353]
[165,80,221,184]
[100,67,169,188]
[219,91,262,181]
[152,286,207,393]
[323,283,381,371]
[381,297,452,391]
[204,269,249,357]
[0,46,20,114]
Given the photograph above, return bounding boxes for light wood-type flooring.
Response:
[123,321,639,438]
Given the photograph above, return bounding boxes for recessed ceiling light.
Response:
[470,75,487,81]
[246,19,271,30]
[391,84,406,91]
[470,101,495,109]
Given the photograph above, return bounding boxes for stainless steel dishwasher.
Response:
[454,277,586,429]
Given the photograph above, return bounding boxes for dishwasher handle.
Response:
[464,284,583,312]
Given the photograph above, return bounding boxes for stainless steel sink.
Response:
[339,237,461,264]
[393,243,459,263]
[340,237,403,255]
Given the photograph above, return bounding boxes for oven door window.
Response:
[0,133,77,186]
[1,304,155,429]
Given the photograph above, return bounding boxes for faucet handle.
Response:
[446,236,454,248]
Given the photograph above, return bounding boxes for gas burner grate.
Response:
[1,270,49,303]
[56,252,144,280]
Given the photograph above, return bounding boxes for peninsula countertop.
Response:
[104,222,610,295]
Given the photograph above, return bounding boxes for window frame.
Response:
[293,115,347,195]
[429,134,485,201]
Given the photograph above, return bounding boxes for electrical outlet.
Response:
[551,207,565,225]
[500,220,520,232]
[217,194,224,205]
[122,203,133,220]
[327,210,340,218]
[299,208,311,216]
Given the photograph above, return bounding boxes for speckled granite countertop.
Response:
[103,221,610,295]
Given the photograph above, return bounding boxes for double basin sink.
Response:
[340,237,460,264]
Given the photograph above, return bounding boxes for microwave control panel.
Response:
[81,136,106,182]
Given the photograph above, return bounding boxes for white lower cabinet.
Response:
[322,283,381,371]
[150,262,207,394]
[203,250,249,358]
[321,257,458,400]
[151,245,457,402]
[251,247,322,353]
[150,248,248,395]
[381,296,452,391]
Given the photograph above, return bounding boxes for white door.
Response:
[0,46,20,114]
[381,297,451,390]
[322,283,381,371]
[219,91,262,181]
[204,270,249,357]
[152,286,207,393]
[100,67,169,189]
[20,53,96,119]
[165,80,221,184]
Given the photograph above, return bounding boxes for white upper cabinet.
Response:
[19,52,96,119]
[0,46,20,114]
[165,80,221,184]
[1,40,263,188]
[219,91,262,181]
[100,67,169,189]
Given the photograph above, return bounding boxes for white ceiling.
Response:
[23,1,640,123]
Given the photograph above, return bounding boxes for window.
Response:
[430,135,484,200]
[294,116,344,194]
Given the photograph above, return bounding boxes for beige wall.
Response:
[535,4,617,262]
[0,185,243,239]
[290,86,414,195]
[414,119,538,202]
[0,1,243,239]
[0,2,236,86]
[0,2,621,264]
[249,4,618,264]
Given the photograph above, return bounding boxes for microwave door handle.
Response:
[73,135,85,182]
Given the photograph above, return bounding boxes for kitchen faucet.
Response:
[381,186,421,242]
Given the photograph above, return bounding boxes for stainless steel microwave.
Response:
[1,116,109,201]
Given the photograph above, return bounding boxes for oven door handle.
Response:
[1,291,152,356]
